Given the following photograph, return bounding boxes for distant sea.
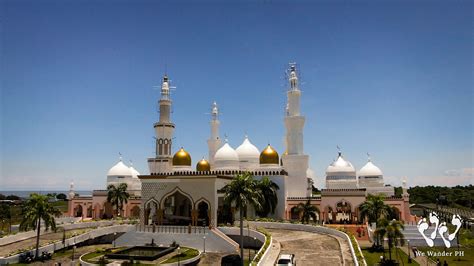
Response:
[0,191,92,198]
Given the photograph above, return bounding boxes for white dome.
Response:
[214,142,239,170]
[359,161,383,177]
[215,142,239,161]
[326,153,356,175]
[236,137,260,161]
[129,166,141,178]
[107,161,132,177]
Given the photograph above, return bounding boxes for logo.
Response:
[417,212,462,248]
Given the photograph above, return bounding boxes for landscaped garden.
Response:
[361,247,419,266]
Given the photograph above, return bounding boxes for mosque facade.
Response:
[68,64,412,226]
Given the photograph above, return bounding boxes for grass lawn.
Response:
[52,200,69,213]
[417,246,474,266]
[160,247,199,263]
[362,247,420,266]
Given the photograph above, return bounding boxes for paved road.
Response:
[265,228,355,266]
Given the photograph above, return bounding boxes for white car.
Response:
[276,254,295,266]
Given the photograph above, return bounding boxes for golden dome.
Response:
[196,158,211,171]
[259,144,279,164]
[173,147,191,166]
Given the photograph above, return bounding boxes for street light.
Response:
[113,232,117,248]
[253,237,257,258]
[407,239,412,263]
[203,236,206,254]
[177,247,181,266]
[71,241,76,263]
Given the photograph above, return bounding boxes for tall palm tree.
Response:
[222,172,262,266]
[297,199,319,224]
[107,183,130,217]
[359,194,391,224]
[20,194,62,258]
[255,176,279,217]
[375,218,405,262]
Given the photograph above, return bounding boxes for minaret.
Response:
[147,75,175,174]
[207,101,221,166]
[285,64,305,155]
[282,63,310,197]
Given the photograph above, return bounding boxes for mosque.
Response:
[68,64,412,227]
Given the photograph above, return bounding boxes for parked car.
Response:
[276,254,295,266]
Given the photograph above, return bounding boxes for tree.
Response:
[255,176,279,217]
[375,218,405,262]
[107,183,130,217]
[222,172,262,266]
[297,199,319,224]
[359,194,392,224]
[0,203,12,233]
[56,193,67,201]
[19,194,62,258]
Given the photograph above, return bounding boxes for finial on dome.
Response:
[119,152,122,161]
[224,134,228,143]
[337,145,342,156]
[367,152,371,162]
[129,160,133,166]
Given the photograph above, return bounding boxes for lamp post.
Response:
[407,239,412,263]
[203,236,206,254]
[177,247,181,266]
[113,232,117,248]
[71,241,76,264]
[253,237,257,258]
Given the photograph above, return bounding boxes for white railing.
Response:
[136,224,209,234]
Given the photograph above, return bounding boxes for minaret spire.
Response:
[208,101,221,167]
[147,73,176,174]
[282,62,310,198]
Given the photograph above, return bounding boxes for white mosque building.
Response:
[68,64,412,226]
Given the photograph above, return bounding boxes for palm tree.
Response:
[255,176,279,217]
[20,193,62,258]
[107,183,130,217]
[375,218,405,262]
[297,199,319,224]
[359,194,391,224]
[222,172,262,266]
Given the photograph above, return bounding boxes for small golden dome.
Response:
[173,147,191,166]
[196,158,210,171]
[260,144,279,164]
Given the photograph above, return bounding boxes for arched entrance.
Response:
[144,200,159,225]
[130,205,140,219]
[324,206,334,223]
[197,201,210,226]
[103,202,114,219]
[162,191,192,225]
[74,205,83,217]
[290,206,300,220]
[336,200,352,224]
[87,205,93,218]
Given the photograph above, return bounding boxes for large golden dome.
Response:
[173,147,191,166]
[259,144,279,164]
[196,158,211,171]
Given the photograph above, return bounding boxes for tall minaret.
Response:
[147,75,175,174]
[282,64,310,197]
[207,101,221,166]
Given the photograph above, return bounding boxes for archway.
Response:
[130,205,140,219]
[103,202,114,219]
[162,190,193,225]
[87,205,93,218]
[144,200,159,225]
[74,205,83,217]
[197,201,210,226]
[390,207,401,220]
[335,200,352,224]
[290,206,300,220]
[324,206,334,224]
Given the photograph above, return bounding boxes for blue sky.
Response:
[1,0,473,190]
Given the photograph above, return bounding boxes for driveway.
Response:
[266,228,355,266]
